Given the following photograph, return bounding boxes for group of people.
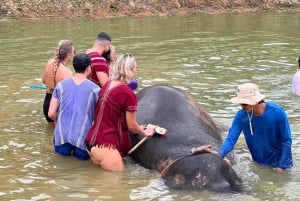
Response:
[41,32,296,173]
[42,32,156,171]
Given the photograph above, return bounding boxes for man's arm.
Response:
[277,110,293,171]
[96,71,109,87]
[48,97,59,121]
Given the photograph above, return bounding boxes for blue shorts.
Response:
[54,143,90,160]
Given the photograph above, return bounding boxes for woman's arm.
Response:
[48,97,59,121]
[126,111,154,136]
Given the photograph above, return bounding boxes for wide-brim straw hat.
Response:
[231,83,265,105]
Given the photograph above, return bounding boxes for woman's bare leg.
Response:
[88,146,124,172]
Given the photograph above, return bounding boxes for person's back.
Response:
[53,78,99,152]
[42,40,75,123]
[86,51,108,86]
[292,56,300,96]
[43,60,73,91]
[48,54,99,160]
[86,32,112,87]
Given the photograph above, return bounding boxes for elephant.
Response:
[129,85,243,192]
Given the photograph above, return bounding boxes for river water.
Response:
[0,13,300,201]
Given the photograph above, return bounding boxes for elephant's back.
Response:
[131,85,225,168]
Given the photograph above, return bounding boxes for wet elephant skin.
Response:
[129,85,243,192]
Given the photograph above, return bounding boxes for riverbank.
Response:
[1,0,300,20]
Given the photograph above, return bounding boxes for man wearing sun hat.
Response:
[217,83,293,173]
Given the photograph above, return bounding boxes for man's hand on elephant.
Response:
[223,157,232,166]
[214,152,232,166]
[190,145,232,166]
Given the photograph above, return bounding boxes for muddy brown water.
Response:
[0,13,300,200]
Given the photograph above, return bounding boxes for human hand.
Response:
[110,45,116,62]
[143,124,155,137]
[216,153,231,166]
[223,157,232,166]
[190,145,232,165]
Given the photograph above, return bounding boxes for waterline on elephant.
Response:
[129,85,243,192]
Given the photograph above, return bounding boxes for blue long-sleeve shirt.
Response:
[218,102,293,169]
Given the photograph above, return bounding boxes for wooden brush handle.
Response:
[128,136,148,154]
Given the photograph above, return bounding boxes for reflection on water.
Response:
[0,13,300,200]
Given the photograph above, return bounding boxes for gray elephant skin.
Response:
[129,85,243,192]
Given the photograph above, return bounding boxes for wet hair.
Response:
[72,54,91,73]
[96,32,112,42]
[52,40,74,73]
[110,53,136,83]
[55,40,74,62]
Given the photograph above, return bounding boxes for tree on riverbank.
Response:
[1,0,300,19]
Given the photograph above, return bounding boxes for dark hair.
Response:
[258,100,265,104]
[102,48,111,63]
[298,56,300,68]
[96,32,112,42]
[72,54,91,73]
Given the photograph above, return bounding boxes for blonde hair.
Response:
[110,53,136,83]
